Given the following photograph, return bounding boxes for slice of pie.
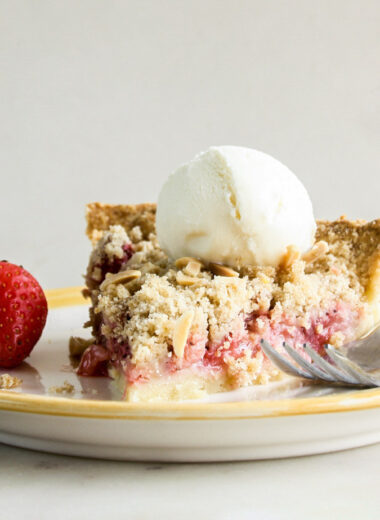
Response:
[79,202,380,402]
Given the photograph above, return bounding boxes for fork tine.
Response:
[260,339,312,379]
[303,344,357,385]
[282,342,335,382]
[325,345,378,386]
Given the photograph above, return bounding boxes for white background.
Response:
[0,0,379,288]
[0,2,379,518]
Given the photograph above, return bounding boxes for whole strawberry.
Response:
[0,262,48,368]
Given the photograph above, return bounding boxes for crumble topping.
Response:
[86,225,131,286]
[173,310,195,364]
[0,373,22,390]
[224,350,281,387]
[92,221,366,374]
[129,225,143,243]
[97,264,275,368]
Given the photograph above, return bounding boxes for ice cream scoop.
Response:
[156,146,316,267]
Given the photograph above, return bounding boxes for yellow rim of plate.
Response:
[0,286,379,420]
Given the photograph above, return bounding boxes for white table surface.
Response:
[1,441,380,520]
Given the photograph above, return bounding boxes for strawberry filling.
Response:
[121,301,360,387]
[87,243,134,288]
[250,301,359,357]
[77,344,110,377]
[77,336,131,377]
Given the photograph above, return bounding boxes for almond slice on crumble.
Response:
[302,240,329,263]
[183,261,203,277]
[175,256,204,269]
[175,257,204,277]
[176,271,201,286]
[100,269,141,290]
[173,310,194,366]
[209,263,239,277]
[279,245,301,269]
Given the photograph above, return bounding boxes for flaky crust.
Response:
[316,216,380,297]
[86,202,156,244]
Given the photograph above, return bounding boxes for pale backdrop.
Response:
[1,0,379,288]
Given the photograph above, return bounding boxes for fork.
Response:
[260,323,380,388]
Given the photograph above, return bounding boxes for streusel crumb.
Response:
[49,380,75,395]
[0,373,22,390]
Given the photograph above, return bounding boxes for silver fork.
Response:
[260,323,380,388]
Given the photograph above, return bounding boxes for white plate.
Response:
[0,287,380,462]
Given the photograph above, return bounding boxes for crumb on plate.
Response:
[0,373,23,390]
[49,380,75,395]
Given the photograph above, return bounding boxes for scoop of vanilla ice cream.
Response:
[156,146,316,267]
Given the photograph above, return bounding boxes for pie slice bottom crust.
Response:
[79,202,380,402]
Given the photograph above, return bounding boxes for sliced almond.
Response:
[279,245,301,269]
[100,269,141,290]
[209,263,239,277]
[183,260,202,277]
[173,310,194,363]
[302,241,329,263]
[175,257,204,270]
[176,271,200,286]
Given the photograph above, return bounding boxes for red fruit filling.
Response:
[78,336,131,378]
[247,301,359,357]
[77,345,110,377]
[79,300,360,386]
[87,243,134,287]
[121,301,360,387]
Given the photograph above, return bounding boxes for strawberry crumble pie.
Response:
[80,202,380,401]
